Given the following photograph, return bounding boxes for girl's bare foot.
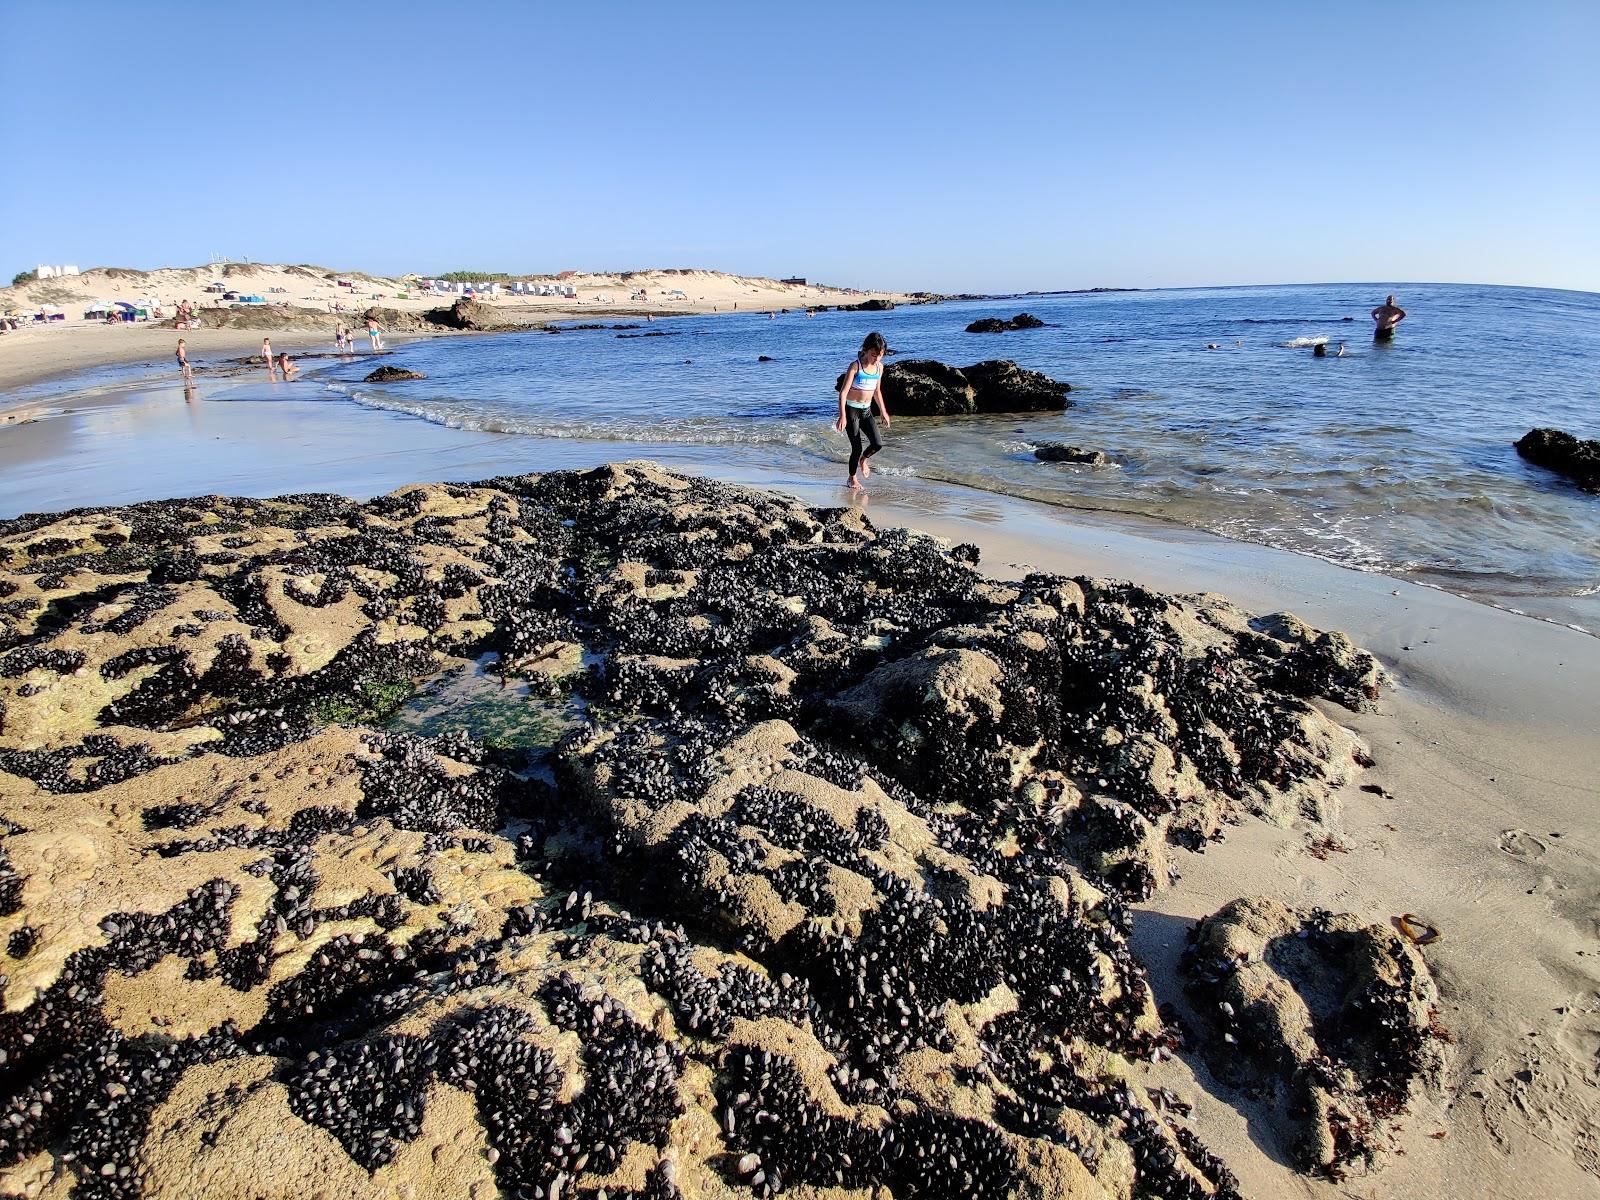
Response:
[847,476,861,490]
[861,457,871,478]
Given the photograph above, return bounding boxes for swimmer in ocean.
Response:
[1371,294,1406,342]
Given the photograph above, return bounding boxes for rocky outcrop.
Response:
[191,305,332,332]
[1514,427,1600,493]
[0,464,1389,1199]
[835,358,1072,416]
[1181,899,1447,1177]
[362,366,426,383]
[1033,442,1109,465]
[966,313,1046,334]
[810,298,896,313]
[419,299,529,333]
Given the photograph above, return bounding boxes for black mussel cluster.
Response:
[1179,899,1443,1177]
[716,1050,1015,1199]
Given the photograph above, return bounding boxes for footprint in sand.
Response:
[1499,829,1548,860]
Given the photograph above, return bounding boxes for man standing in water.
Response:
[1371,294,1407,342]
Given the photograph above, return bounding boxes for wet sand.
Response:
[1,376,1596,1198]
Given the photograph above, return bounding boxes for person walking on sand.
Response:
[836,331,892,490]
[1371,294,1406,342]
[175,338,192,381]
[365,316,382,351]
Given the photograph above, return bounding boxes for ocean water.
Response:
[307,282,1600,606]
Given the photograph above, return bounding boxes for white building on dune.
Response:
[33,264,80,279]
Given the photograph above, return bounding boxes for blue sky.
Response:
[1,0,1596,293]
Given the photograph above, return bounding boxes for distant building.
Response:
[34,264,80,279]
[781,276,806,286]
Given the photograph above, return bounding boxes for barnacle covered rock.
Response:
[0,462,1392,1197]
[1179,897,1448,1177]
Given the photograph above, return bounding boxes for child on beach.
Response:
[277,352,299,381]
[175,338,191,380]
[836,331,892,489]
[261,337,273,367]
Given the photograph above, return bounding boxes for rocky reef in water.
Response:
[363,366,427,383]
[835,359,1072,416]
[1514,427,1600,493]
[1032,443,1110,466]
[0,464,1421,1199]
[966,314,1046,334]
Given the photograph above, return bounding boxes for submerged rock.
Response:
[362,366,426,383]
[835,358,1072,416]
[966,312,1046,333]
[1180,898,1448,1177]
[1033,442,1109,465]
[0,463,1390,1197]
[1514,426,1600,493]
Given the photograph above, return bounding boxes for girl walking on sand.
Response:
[836,331,891,489]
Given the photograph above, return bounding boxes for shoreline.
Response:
[1,357,1595,640]
[0,460,1593,1199]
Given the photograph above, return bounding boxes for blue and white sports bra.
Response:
[846,357,881,408]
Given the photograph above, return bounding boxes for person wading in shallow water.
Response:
[836,331,892,490]
[1371,294,1406,342]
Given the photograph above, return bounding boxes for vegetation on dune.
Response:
[434,270,524,282]
[10,269,37,287]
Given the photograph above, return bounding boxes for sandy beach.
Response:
[0,263,913,395]
[0,360,1594,1198]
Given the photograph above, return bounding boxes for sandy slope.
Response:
[0,263,910,392]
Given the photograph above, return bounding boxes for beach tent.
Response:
[83,300,116,319]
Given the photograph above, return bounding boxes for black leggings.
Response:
[845,406,883,476]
